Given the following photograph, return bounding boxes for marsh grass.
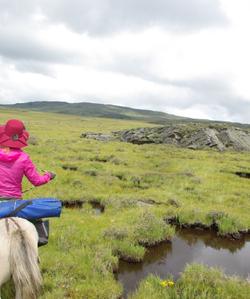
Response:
[129,264,250,299]
[1,109,250,298]
[103,210,175,261]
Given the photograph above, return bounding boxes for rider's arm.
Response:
[23,156,52,186]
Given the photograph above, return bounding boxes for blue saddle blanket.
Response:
[0,198,62,220]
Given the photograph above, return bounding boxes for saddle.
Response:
[0,198,61,247]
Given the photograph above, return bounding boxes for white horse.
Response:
[0,217,42,299]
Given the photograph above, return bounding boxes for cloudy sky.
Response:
[0,0,250,122]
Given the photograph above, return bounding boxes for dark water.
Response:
[90,202,104,214]
[63,200,104,214]
[235,171,250,178]
[117,229,250,297]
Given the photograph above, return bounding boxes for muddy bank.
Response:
[235,171,250,178]
[62,200,105,214]
[165,216,250,240]
[117,228,250,298]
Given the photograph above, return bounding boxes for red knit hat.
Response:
[0,119,29,148]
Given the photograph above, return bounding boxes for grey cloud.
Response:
[0,0,228,36]
[0,0,228,73]
[0,28,82,75]
[104,56,233,104]
[128,92,250,123]
[12,60,54,76]
[173,78,250,121]
[0,0,81,73]
[113,68,250,123]
[0,28,73,62]
[40,0,228,35]
[174,78,250,115]
[105,55,245,118]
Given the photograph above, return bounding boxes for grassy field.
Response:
[1,108,250,298]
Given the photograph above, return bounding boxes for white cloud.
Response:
[0,0,250,123]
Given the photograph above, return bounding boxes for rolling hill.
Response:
[1,101,249,127]
[0,101,189,124]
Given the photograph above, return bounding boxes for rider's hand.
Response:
[48,172,56,180]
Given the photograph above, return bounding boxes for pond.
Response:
[117,228,250,298]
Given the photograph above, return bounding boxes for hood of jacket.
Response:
[0,149,22,162]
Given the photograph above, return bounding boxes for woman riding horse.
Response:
[0,119,55,299]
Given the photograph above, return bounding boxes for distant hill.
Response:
[0,101,188,124]
[0,101,249,127]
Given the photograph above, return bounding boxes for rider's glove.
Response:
[48,172,56,180]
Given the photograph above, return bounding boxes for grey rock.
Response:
[219,128,250,150]
[116,125,250,151]
[181,128,225,151]
[81,124,250,151]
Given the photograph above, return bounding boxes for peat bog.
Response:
[1,109,250,298]
[117,228,250,298]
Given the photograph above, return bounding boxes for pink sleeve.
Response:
[24,157,51,186]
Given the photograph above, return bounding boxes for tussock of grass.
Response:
[112,241,146,262]
[133,210,175,246]
[104,210,174,261]
[129,264,250,299]
[103,227,129,240]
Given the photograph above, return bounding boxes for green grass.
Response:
[129,264,250,299]
[1,109,250,298]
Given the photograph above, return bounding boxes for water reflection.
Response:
[117,229,250,298]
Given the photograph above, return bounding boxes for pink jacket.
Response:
[0,148,51,199]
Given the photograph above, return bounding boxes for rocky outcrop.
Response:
[81,124,250,151]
